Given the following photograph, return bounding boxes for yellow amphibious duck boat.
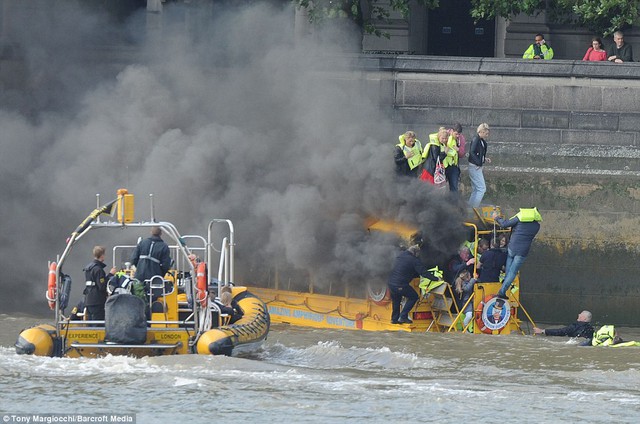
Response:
[16,189,270,357]
[249,206,536,335]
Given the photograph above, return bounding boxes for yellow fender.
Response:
[15,324,57,356]
[197,292,270,355]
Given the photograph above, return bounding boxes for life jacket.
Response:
[396,139,424,170]
[443,134,459,167]
[423,133,444,159]
[592,325,616,346]
[108,272,135,295]
[514,207,543,223]
[419,266,444,294]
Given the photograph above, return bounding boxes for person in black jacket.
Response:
[387,233,440,324]
[83,246,116,321]
[130,226,173,283]
[467,123,491,208]
[533,310,594,344]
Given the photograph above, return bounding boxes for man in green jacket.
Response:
[523,33,554,60]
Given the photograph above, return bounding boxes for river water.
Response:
[1,314,639,423]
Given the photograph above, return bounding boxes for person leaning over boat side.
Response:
[387,233,440,324]
[130,226,173,283]
[468,123,491,208]
[83,245,116,322]
[533,310,594,346]
[394,131,423,178]
[491,208,542,300]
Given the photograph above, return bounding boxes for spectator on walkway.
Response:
[582,37,607,61]
[523,33,554,60]
[607,31,633,63]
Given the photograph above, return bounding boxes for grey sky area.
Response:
[0,1,467,314]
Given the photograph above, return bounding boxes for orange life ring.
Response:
[46,262,57,310]
[474,294,510,334]
[196,262,208,307]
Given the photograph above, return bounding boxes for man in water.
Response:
[533,310,594,344]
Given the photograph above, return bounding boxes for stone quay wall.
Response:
[346,55,640,325]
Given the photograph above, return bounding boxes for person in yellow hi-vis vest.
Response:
[394,131,423,178]
[522,33,554,60]
[491,208,542,300]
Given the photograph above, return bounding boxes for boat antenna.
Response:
[96,193,101,223]
[149,193,156,222]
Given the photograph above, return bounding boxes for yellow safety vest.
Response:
[514,207,543,223]
[419,266,444,294]
[396,141,423,170]
[422,133,444,160]
[592,325,616,346]
[443,134,459,167]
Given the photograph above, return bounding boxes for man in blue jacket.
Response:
[533,310,594,345]
[491,208,542,299]
[387,233,440,324]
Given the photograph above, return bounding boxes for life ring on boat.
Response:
[46,262,57,310]
[196,262,208,307]
[475,294,510,334]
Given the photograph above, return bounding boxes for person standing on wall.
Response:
[422,127,448,185]
[394,131,424,178]
[443,123,463,192]
[491,208,542,300]
[468,123,491,208]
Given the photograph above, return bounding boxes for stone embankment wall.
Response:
[352,56,640,325]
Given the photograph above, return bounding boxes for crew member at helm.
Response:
[130,226,173,283]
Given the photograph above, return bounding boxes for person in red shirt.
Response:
[582,37,607,61]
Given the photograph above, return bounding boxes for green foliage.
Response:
[293,0,440,37]
[471,0,640,36]
[295,0,639,37]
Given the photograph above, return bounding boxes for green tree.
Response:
[293,0,440,38]
[294,0,640,37]
[470,0,640,36]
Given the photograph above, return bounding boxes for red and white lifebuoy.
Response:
[475,294,510,334]
[46,262,57,310]
[196,262,208,307]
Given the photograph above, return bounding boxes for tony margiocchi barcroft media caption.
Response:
[2,414,135,424]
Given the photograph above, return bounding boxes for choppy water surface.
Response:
[1,315,639,423]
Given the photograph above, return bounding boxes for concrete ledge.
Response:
[351,54,640,80]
